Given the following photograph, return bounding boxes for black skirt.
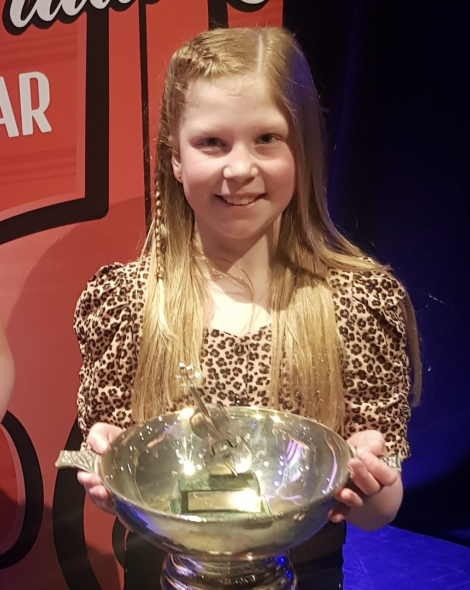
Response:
[296,549,344,590]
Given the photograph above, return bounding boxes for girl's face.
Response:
[171,75,296,251]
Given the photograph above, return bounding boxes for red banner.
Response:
[0,1,283,588]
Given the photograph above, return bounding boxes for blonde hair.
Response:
[132,27,421,429]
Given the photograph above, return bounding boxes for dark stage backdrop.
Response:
[285,0,470,548]
[1,1,468,589]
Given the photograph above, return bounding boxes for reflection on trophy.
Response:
[56,391,353,590]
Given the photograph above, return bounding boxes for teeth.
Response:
[221,195,259,205]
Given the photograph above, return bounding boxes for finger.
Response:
[334,485,364,509]
[87,431,111,454]
[349,457,387,497]
[87,423,123,454]
[77,470,102,487]
[85,484,116,514]
[348,431,386,456]
[348,458,383,496]
[355,450,398,487]
[328,503,351,523]
[88,484,111,501]
[328,511,345,524]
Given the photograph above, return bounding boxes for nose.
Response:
[223,144,258,182]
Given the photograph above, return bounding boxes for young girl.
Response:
[75,27,420,590]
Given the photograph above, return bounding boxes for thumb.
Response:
[87,423,123,455]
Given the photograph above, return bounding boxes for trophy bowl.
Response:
[56,407,353,589]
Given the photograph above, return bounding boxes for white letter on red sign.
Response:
[0,77,20,138]
[19,72,52,136]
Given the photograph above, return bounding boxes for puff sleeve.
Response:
[73,262,145,445]
[331,270,412,459]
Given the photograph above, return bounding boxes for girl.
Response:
[75,27,420,590]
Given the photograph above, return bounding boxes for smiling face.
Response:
[171,75,296,253]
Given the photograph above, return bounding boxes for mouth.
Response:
[215,194,265,206]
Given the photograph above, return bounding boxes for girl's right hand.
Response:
[77,422,123,514]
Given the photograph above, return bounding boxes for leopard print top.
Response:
[74,260,412,458]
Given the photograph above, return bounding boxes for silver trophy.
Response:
[56,399,353,590]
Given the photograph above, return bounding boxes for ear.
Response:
[169,135,183,183]
[171,155,183,183]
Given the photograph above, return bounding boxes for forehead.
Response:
[186,74,265,100]
[181,75,285,124]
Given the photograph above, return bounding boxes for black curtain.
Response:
[284,0,470,547]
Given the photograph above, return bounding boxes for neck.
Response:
[197,234,273,296]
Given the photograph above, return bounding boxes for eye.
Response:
[200,137,223,148]
[258,133,278,145]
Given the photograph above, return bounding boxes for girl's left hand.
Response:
[328,430,400,524]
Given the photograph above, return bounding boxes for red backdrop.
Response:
[0,1,283,588]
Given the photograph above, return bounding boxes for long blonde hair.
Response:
[132,27,421,429]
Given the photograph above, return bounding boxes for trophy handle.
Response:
[349,445,402,473]
[55,449,101,474]
[379,454,402,472]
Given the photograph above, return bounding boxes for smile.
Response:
[216,194,264,206]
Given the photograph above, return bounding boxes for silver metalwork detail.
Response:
[55,449,99,474]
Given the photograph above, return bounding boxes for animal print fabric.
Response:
[74,260,411,458]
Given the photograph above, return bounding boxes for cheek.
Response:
[181,166,212,209]
[272,148,296,180]
[273,159,296,194]
[181,153,217,186]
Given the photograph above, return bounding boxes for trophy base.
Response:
[161,552,297,590]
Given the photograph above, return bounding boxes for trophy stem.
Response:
[161,552,297,590]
